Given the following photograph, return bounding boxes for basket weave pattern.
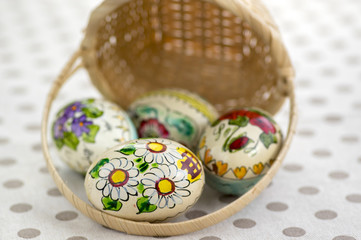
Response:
[82,0,293,115]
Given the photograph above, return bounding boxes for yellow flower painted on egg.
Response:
[141,164,191,209]
[198,136,206,149]
[203,148,213,165]
[252,162,264,175]
[133,139,182,165]
[233,166,247,179]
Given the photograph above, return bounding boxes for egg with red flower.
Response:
[128,89,219,152]
[197,108,282,195]
[51,98,137,174]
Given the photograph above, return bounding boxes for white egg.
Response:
[197,108,283,195]
[84,138,205,222]
[128,88,219,152]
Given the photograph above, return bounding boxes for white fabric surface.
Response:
[1,0,361,239]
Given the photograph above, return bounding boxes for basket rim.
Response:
[41,48,297,236]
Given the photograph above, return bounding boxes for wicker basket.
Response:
[41,0,297,236]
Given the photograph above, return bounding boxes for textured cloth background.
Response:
[1,0,361,239]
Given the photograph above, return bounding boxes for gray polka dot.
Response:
[18,104,35,112]
[36,58,51,67]
[0,37,8,47]
[336,85,352,93]
[67,237,88,240]
[3,51,13,62]
[333,235,356,240]
[39,166,48,174]
[282,21,296,32]
[47,188,62,197]
[219,195,238,204]
[56,211,78,221]
[18,228,41,239]
[346,56,360,65]
[296,79,311,88]
[331,39,346,50]
[10,203,32,213]
[3,179,24,189]
[299,186,319,195]
[305,51,321,61]
[329,171,349,180]
[39,165,59,174]
[341,135,359,143]
[0,157,16,166]
[346,194,361,203]
[297,129,315,137]
[42,75,54,83]
[321,67,337,77]
[283,164,303,172]
[324,114,342,123]
[25,124,41,131]
[352,102,361,110]
[292,35,309,46]
[282,227,306,237]
[355,28,361,39]
[32,143,42,152]
[59,31,71,41]
[233,218,256,229]
[185,210,207,219]
[11,86,27,94]
[317,25,332,36]
[315,210,337,220]
[266,202,288,212]
[341,14,354,24]
[4,69,21,78]
[313,149,331,158]
[0,137,9,145]
[199,237,221,240]
[309,97,326,105]
[28,42,42,52]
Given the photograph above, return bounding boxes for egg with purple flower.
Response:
[51,98,137,174]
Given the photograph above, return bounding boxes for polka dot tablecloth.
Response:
[1,0,361,239]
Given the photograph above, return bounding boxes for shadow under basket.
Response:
[41,0,297,237]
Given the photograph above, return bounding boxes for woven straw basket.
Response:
[41,0,297,236]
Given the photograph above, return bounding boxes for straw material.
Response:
[42,0,296,236]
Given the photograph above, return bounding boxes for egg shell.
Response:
[84,138,205,222]
[197,108,282,195]
[51,98,137,174]
[128,88,219,152]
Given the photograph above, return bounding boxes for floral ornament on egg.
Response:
[138,118,170,138]
[141,164,190,209]
[89,157,139,211]
[132,139,183,165]
[212,108,279,152]
[72,114,93,137]
[52,99,103,151]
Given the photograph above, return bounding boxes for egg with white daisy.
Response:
[84,138,205,222]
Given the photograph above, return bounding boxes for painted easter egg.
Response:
[128,89,219,152]
[84,138,205,222]
[51,98,137,174]
[197,108,282,195]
